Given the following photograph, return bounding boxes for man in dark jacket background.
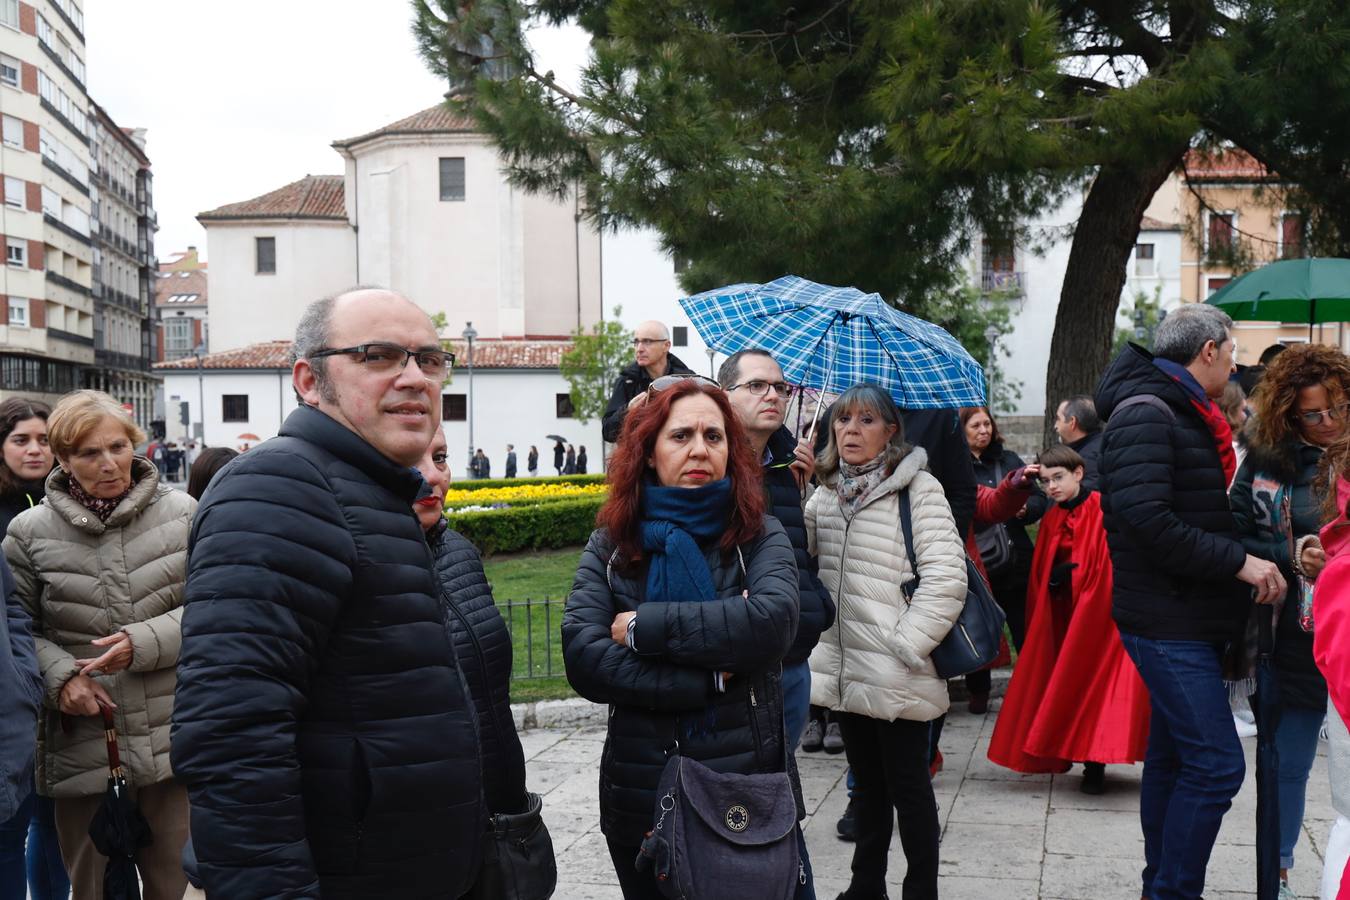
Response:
[1053,394,1104,491]
[172,289,485,899]
[0,555,41,826]
[1096,303,1284,900]
[600,320,694,442]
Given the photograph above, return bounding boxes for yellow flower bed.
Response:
[443,481,608,508]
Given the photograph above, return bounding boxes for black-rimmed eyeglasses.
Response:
[727,380,795,399]
[308,343,455,381]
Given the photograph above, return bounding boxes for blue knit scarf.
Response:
[639,478,732,604]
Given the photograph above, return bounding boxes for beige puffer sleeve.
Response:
[892,470,967,667]
[122,606,183,672]
[804,485,821,557]
[3,527,81,709]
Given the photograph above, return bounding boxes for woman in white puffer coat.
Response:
[805,383,966,900]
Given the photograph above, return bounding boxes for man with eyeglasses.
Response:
[173,288,485,899]
[718,348,831,899]
[600,320,695,442]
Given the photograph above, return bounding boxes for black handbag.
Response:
[636,749,801,900]
[973,460,1016,577]
[464,791,557,900]
[899,489,1007,680]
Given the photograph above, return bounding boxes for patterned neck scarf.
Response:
[835,452,889,520]
[65,473,132,523]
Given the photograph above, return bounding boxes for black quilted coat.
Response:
[562,517,800,844]
[427,520,528,814]
[172,406,485,899]
[1096,344,1250,642]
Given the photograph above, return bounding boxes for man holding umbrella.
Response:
[1096,304,1286,900]
[600,321,694,442]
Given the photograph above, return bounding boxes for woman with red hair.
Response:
[562,376,802,899]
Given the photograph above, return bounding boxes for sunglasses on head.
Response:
[646,374,722,397]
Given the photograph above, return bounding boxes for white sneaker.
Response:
[1279,879,1297,900]
[1234,714,1258,738]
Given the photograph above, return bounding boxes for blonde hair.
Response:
[47,390,146,459]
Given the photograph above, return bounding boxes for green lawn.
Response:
[484,547,584,704]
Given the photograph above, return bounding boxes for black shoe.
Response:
[1081,762,1106,794]
[836,799,857,842]
[822,722,845,754]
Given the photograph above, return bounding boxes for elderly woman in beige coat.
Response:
[2,390,195,900]
[805,383,966,900]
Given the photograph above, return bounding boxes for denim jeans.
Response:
[779,661,816,900]
[0,780,70,900]
[1273,702,1327,870]
[1119,632,1246,900]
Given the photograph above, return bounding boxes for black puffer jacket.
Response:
[1068,430,1103,492]
[562,517,799,843]
[0,478,44,539]
[764,426,834,664]
[427,520,528,814]
[1229,439,1329,710]
[1096,344,1249,641]
[600,354,695,442]
[172,406,485,900]
[971,442,1047,577]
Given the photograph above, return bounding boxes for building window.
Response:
[556,393,575,418]
[255,237,275,274]
[6,238,24,267]
[7,297,27,326]
[1207,277,1231,297]
[672,326,688,347]
[1134,242,1155,277]
[981,230,1017,291]
[0,0,16,29]
[0,54,17,88]
[442,394,467,421]
[164,317,192,356]
[2,115,20,148]
[1281,213,1306,259]
[439,157,465,201]
[4,176,21,208]
[1206,212,1235,254]
[221,395,249,423]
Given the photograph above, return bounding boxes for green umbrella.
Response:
[1206,258,1350,338]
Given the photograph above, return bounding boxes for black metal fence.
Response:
[498,597,566,680]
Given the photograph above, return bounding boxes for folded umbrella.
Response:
[1254,610,1282,900]
[89,703,152,900]
[680,275,986,411]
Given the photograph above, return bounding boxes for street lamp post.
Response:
[194,343,206,447]
[462,322,477,475]
[983,325,1000,406]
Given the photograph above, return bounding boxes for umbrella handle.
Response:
[98,700,124,779]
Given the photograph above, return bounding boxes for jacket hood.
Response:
[823,446,930,499]
[1242,434,1322,485]
[45,456,163,534]
[1095,343,1193,420]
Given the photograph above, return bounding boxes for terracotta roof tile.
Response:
[333,104,478,150]
[1183,148,1275,182]
[155,265,208,307]
[197,175,347,222]
[1139,215,1182,231]
[153,338,576,371]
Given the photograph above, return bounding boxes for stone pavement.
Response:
[526,695,1335,900]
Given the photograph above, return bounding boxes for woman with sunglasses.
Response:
[562,375,802,898]
[1230,343,1350,894]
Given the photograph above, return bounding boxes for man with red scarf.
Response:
[1095,303,1286,900]
[987,444,1150,792]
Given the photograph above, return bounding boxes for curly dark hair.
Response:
[1249,343,1350,451]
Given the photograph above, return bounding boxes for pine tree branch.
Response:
[725,0,851,40]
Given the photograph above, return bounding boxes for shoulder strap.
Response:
[898,490,919,602]
[1108,393,1177,425]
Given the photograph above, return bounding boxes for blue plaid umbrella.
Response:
[679,275,987,409]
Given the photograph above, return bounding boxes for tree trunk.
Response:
[1041,149,1188,447]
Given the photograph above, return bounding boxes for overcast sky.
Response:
[84,2,589,260]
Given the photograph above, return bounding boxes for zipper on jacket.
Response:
[836,519,854,703]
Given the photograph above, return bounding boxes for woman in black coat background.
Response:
[961,407,1047,655]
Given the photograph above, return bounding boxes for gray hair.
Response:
[1060,394,1101,433]
[716,348,777,389]
[815,383,909,479]
[1153,304,1233,365]
[292,294,339,403]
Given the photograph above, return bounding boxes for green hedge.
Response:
[444,492,604,511]
[445,496,604,555]
[445,473,606,492]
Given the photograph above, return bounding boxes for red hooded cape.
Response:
[988,491,1151,772]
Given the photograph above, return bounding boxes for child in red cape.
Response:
[988,445,1151,792]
